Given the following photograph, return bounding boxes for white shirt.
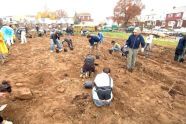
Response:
[21,31,26,37]
[146,35,153,44]
[92,72,113,101]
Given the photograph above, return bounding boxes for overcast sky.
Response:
[0,0,186,21]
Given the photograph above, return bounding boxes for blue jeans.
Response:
[112,47,121,52]
[93,99,111,107]
[50,39,62,51]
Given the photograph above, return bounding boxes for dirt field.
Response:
[0,35,186,124]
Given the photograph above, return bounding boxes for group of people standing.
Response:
[0,24,29,64]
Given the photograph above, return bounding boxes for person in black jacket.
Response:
[87,34,100,57]
[125,27,145,72]
[66,25,74,36]
[174,35,186,62]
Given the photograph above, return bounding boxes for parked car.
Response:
[174,28,186,35]
[125,26,135,33]
[142,28,152,35]
[152,28,167,38]
[101,26,112,32]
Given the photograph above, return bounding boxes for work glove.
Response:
[141,48,144,53]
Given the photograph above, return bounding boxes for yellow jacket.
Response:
[0,32,8,54]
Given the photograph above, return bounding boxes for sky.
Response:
[0,0,186,21]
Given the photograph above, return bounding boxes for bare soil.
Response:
[0,36,186,124]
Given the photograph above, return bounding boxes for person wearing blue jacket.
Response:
[125,27,145,72]
[87,34,100,56]
[50,29,62,52]
[98,32,104,43]
[174,35,186,62]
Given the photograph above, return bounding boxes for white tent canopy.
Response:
[57,18,74,24]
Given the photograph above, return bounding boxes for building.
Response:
[165,6,186,28]
[76,13,93,22]
[140,10,166,28]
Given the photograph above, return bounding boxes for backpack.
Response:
[84,55,95,66]
[83,55,95,73]
[96,75,112,100]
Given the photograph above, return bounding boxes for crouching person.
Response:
[174,35,186,62]
[80,54,95,78]
[92,67,113,107]
[50,30,62,53]
[62,38,74,50]
[109,40,121,54]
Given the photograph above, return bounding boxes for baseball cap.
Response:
[133,27,141,33]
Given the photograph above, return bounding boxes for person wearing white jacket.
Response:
[145,34,153,51]
[92,68,113,107]
[21,30,27,44]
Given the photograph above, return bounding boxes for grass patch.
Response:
[103,32,129,39]
[153,38,177,47]
[102,32,177,47]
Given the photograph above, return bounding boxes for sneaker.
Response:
[50,50,54,53]
[59,49,62,52]
[85,72,89,78]
[127,68,133,73]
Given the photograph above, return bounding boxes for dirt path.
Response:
[0,36,186,124]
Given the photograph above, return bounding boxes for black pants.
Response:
[174,48,184,62]
[62,39,73,49]
[82,64,95,73]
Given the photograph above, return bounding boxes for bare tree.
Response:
[36,9,67,20]
[113,0,145,27]
[74,12,81,24]
[55,9,67,19]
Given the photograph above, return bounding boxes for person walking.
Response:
[125,27,145,72]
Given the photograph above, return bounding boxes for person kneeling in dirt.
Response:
[50,30,62,53]
[109,40,121,54]
[92,67,113,107]
[87,34,100,57]
[80,54,95,78]
[62,38,74,51]
[174,35,186,62]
